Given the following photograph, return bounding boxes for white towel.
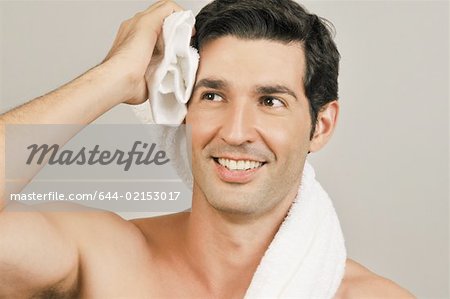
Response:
[244,161,347,299]
[133,10,199,125]
[132,11,347,299]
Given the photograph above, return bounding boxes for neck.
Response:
[183,181,299,296]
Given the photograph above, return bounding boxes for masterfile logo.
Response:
[26,141,170,171]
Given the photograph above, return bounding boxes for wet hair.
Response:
[192,0,340,139]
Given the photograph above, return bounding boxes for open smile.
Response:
[213,157,265,171]
[212,157,267,183]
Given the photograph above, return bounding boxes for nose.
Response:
[218,101,258,145]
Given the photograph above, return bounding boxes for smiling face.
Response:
[185,36,313,216]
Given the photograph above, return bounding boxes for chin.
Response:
[205,191,274,217]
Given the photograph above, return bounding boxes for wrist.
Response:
[93,59,146,106]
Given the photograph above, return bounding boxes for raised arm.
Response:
[0,1,183,297]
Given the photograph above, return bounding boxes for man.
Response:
[0,0,415,297]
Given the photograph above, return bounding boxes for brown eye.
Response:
[201,92,223,102]
[260,96,284,107]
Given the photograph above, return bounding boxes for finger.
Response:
[154,2,184,19]
[144,0,184,15]
[144,0,169,12]
[136,2,185,37]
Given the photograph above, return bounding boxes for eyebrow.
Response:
[255,85,298,101]
[193,78,298,101]
[193,78,228,92]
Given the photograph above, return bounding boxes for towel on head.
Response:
[133,10,199,125]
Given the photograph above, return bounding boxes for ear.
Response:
[309,100,339,153]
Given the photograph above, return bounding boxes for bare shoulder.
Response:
[0,203,141,298]
[334,258,416,299]
[41,204,143,240]
[130,211,189,244]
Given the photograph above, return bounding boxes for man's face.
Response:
[186,36,312,216]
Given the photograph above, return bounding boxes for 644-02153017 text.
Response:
[109,191,180,201]
[82,191,181,201]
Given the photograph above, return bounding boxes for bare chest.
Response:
[75,245,212,298]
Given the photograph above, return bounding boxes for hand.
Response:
[103,0,184,105]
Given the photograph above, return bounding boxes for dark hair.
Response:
[192,0,340,139]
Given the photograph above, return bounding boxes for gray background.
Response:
[1,1,448,297]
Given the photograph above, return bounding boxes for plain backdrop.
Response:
[1,1,448,298]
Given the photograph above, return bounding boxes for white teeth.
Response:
[217,158,263,171]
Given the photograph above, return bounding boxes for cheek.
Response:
[258,116,311,158]
[186,105,217,152]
